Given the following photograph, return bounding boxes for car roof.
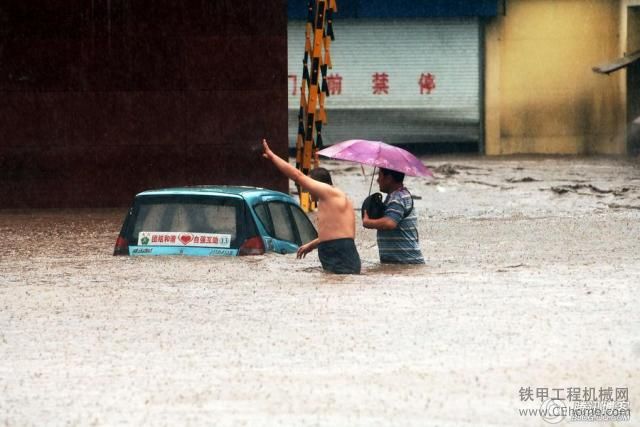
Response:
[136,185,292,201]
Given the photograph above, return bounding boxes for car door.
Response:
[253,200,317,254]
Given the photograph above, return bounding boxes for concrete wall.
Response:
[0,1,288,208]
[485,0,625,155]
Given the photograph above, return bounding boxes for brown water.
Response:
[1,156,639,425]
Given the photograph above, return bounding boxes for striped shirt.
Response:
[377,187,425,264]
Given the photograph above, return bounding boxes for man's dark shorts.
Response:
[317,238,361,274]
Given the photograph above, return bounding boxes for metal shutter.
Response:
[288,18,481,146]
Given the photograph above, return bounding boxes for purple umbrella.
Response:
[317,139,433,177]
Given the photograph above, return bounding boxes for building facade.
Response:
[288,0,635,155]
[485,0,626,155]
[1,1,636,208]
[0,1,288,208]
[287,0,496,152]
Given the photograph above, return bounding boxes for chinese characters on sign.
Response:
[288,74,297,95]
[372,72,389,95]
[517,386,631,423]
[519,386,629,402]
[326,73,343,95]
[288,72,437,96]
[151,234,176,244]
[137,232,232,248]
[419,73,436,94]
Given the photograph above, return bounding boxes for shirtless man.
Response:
[261,139,361,274]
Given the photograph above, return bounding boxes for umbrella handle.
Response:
[368,166,376,196]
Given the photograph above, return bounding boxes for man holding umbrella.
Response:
[317,139,430,265]
[362,168,425,264]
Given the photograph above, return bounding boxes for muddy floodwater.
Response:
[1,155,639,426]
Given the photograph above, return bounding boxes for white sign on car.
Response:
[138,232,232,248]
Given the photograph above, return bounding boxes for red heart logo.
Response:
[178,233,193,245]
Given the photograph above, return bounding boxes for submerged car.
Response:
[113,186,317,256]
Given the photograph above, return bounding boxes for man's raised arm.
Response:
[262,139,334,200]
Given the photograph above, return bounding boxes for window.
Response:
[131,196,242,245]
[268,202,296,243]
[253,201,317,245]
[254,203,274,235]
[290,205,317,244]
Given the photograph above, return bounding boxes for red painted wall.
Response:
[0,0,288,207]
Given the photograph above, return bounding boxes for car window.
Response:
[131,196,242,245]
[268,202,297,243]
[290,204,317,244]
[254,203,274,236]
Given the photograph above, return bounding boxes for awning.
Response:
[592,50,640,74]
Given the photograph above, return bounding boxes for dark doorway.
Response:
[627,7,640,155]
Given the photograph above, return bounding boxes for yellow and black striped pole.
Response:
[297,0,336,212]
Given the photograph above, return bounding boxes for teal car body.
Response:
[113,186,317,256]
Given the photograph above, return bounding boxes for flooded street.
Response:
[1,155,639,426]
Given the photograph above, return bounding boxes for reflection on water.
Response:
[362,262,427,276]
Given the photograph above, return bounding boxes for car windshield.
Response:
[130,195,245,246]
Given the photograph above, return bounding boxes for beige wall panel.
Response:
[485,0,625,154]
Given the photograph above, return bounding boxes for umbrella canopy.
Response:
[317,139,433,177]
